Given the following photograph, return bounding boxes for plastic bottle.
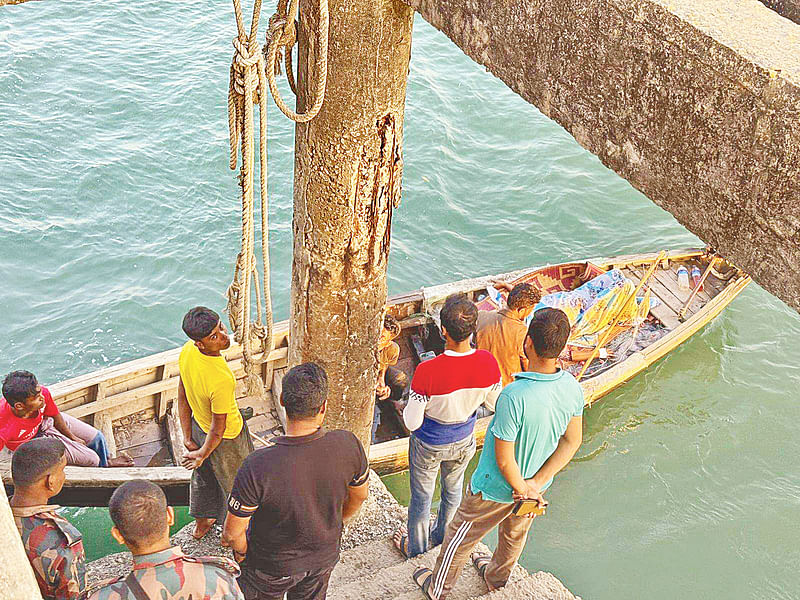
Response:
[677,266,690,291]
[691,266,703,291]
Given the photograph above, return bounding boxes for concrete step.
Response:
[329,537,407,589]
[474,571,579,600]
[330,539,526,600]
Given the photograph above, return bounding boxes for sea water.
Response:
[2,2,799,598]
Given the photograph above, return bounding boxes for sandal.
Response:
[412,567,437,600]
[472,553,496,591]
[393,527,410,559]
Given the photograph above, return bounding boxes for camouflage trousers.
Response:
[190,418,254,523]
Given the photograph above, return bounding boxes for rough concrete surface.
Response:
[760,0,800,23]
[87,470,579,599]
[406,0,800,313]
[86,471,405,588]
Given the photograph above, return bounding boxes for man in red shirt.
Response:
[1,370,132,467]
[394,295,501,559]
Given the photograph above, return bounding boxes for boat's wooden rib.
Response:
[1,248,750,505]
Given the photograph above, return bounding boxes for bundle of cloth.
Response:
[486,268,659,348]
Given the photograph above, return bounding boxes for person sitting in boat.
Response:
[372,313,409,443]
[10,438,88,600]
[393,294,502,559]
[89,480,244,600]
[476,283,542,388]
[177,306,254,541]
[0,370,133,468]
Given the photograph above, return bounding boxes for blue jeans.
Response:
[407,433,476,557]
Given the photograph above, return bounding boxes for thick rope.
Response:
[226,0,273,398]
[225,0,329,398]
[265,0,329,122]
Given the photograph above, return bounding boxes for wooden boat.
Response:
[1,248,750,505]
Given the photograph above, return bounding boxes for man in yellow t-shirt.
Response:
[177,306,253,540]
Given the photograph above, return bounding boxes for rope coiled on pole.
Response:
[225,0,329,397]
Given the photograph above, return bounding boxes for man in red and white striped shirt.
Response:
[394,294,501,559]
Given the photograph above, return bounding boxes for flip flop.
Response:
[472,552,495,590]
[412,567,437,600]
[471,552,492,578]
[393,528,410,559]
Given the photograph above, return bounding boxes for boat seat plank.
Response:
[629,266,688,316]
[621,268,681,330]
[659,265,712,305]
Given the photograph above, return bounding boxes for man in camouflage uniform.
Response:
[10,437,87,600]
[90,479,243,600]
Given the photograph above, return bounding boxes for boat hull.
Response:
[1,248,749,505]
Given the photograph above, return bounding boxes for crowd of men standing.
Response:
[4,283,584,600]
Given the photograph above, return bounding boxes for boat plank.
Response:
[658,264,712,305]
[629,266,687,315]
[49,328,290,401]
[621,268,681,330]
[165,405,185,466]
[702,273,727,297]
[64,347,289,418]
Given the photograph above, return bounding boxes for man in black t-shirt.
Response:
[222,362,370,600]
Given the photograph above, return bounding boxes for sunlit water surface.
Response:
[2,2,799,598]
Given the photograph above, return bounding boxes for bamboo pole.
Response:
[0,485,44,599]
[577,251,666,381]
[678,256,719,321]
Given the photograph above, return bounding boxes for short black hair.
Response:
[507,283,542,311]
[527,308,571,359]
[2,370,39,405]
[440,294,478,343]
[383,314,401,338]
[281,362,328,419]
[182,306,220,341]
[109,480,168,545]
[11,438,65,487]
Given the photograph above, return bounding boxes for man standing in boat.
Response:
[177,306,253,540]
[394,294,502,559]
[412,308,584,600]
[476,282,542,387]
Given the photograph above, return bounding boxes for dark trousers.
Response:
[189,418,254,523]
[239,564,335,600]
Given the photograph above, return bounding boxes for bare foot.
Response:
[393,526,409,558]
[193,518,216,540]
[108,453,134,467]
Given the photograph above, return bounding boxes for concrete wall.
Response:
[406,0,800,312]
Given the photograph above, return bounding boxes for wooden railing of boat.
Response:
[1,248,750,503]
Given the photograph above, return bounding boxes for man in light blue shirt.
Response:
[411,308,584,600]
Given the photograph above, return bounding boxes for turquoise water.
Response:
[2,2,799,598]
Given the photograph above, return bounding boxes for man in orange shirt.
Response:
[476,283,541,387]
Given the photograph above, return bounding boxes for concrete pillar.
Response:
[0,485,44,599]
[290,0,414,447]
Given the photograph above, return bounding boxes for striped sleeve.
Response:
[227,457,261,517]
[403,365,430,431]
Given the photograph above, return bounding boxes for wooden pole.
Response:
[290,0,414,447]
[0,485,44,600]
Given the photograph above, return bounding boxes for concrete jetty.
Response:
[86,472,579,599]
[405,0,800,314]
